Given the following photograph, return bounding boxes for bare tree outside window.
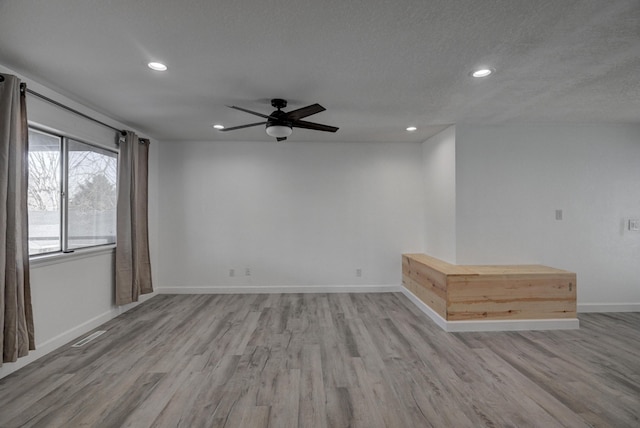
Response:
[27,129,117,255]
[28,130,61,254]
[67,139,117,250]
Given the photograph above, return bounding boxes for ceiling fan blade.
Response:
[227,105,276,120]
[291,120,339,133]
[276,137,287,142]
[285,103,325,121]
[218,122,266,131]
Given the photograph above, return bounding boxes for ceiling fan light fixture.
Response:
[148,62,167,71]
[471,68,493,78]
[266,125,292,138]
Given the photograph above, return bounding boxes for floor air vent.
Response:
[72,330,106,347]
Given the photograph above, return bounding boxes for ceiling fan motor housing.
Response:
[266,109,292,129]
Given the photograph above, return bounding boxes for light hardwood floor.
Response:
[0,293,638,427]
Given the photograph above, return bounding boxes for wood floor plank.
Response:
[120,357,201,427]
[471,348,590,428]
[1,292,639,427]
[238,405,270,428]
[0,373,74,424]
[298,345,328,428]
[268,368,301,428]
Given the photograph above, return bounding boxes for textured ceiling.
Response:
[0,0,639,143]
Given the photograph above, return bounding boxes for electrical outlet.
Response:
[356,268,362,277]
[245,268,251,276]
[229,269,235,277]
[555,209,563,220]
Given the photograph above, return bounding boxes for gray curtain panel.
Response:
[0,73,35,364]
[115,131,153,305]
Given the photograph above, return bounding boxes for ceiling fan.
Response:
[219,98,339,141]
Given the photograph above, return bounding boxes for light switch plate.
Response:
[629,219,640,231]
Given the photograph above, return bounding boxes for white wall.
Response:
[29,252,116,345]
[422,126,457,263]
[0,65,157,378]
[456,124,640,306]
[157,139,425,289]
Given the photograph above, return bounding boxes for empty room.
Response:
[1,1,639,427]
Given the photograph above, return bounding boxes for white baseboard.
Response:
[0,292,155,380]
[400,288,580,332]
[442,317,580,332]
[578,303,640,313]
[157,285,403,294]
[400,288,449,330]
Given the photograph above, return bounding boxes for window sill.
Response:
[30,245,116,269]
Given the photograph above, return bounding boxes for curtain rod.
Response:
[24,87,126,136]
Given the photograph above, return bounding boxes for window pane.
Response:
[28,129,62,255]
[67,139,117,250]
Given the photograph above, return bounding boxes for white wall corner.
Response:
[422,125,457,263]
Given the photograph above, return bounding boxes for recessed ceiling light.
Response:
[471,68,493,78]
[406,126,417,132]
[212,124,225,130]
[148,62,167,71]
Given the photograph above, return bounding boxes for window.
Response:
[28,128,118,255]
